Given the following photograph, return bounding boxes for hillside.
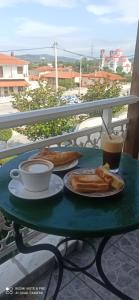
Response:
[17,54,78,64]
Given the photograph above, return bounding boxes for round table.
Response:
[0,147,138,300]
[0,147,139,238]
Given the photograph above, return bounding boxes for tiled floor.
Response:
[15,229,139,300]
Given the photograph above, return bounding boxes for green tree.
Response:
[103,66,113,72]
[123,73,132,82]
[0,129,13,166]
[116,66,123,74]
[116,66,132,82]
[0,129,12,142]
[81,79,123,116]
[82,80,121,100]
[12,82,78,141]
[59,78,76,89]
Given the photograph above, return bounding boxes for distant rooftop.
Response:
[82,71,124,81]
[0,54,28,65]
[0,80,29,87]
[40,71,80,79]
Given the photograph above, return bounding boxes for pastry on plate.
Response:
[33,148,82,167]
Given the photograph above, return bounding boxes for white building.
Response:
[0,53,29,97]
[100,49,132,74]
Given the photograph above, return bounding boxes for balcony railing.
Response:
[0,94,139,261]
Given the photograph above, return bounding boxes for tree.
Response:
[103,66,113,72]
[123,73,132,82]
[116,66,123,74]
[59,78,76,89]
[12,82,78,141]
[81,79,123,116]
[0,129,12,142]
[82,80,121,101]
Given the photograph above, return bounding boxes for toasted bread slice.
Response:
[71,174,104,183]
[72,185,110,193]
[34,148,82,167]
[95,167,124,190]
[70,174,109,193]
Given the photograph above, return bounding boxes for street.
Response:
[0,100,29,147]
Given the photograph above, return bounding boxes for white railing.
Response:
[0,95,138,159]
[0,94,138,261]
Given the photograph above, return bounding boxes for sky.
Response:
[0,0,138,58]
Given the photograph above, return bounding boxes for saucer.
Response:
[8,174,64,200]
[28,153,78,172]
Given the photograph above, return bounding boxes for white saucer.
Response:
[28,153,78,172]
[8,174,64,200]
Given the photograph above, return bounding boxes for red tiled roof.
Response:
[40,71,80,79]
[82,71,124,81]
[0,54,28,65]
[0,80,29,87]
[34,66,54,72]
[34,66,74,73]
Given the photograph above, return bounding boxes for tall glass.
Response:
[101,134,123,173]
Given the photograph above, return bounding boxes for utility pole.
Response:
[91,42,94,58]
[53,41,58,92]
[79,57,82,98]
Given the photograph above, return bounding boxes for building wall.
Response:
[100,49,132,74]
[0,64,28,79]
[0,86,24,97]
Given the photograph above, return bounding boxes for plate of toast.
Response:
[64,165,125,198]
[29,148,82,172]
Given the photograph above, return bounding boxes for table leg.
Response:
[56,237,96,272]
[95,236,133,300]
[13,225,133,300]
[57,237,133,300]
[13,223,64,300]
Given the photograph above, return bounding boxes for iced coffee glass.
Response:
[101,134,123,173]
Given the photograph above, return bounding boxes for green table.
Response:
[0,147,138,300]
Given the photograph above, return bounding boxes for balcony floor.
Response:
[16,229,139,300]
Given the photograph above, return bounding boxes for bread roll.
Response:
[34,148,82,166]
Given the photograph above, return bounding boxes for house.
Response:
[30,65,54,76]
[0,53,29,97]
[39,71,80,86]
[100,49,132,73]
[31,65,74,77]
[81,71,124,87]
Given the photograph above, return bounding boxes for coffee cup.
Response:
[101,134,123,173]
[10,159,54,192]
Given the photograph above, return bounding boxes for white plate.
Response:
[8,174,64,200]
[64,168,125,198]
[28,153,78,172]
[54,159,78,172]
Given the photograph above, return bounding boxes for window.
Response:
[0,66,3,77]
[17,66,23,74]
[18,87,23,92]
[9,87,14,93]
[4,87,8,96]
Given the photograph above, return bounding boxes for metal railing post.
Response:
[102,108,112,134]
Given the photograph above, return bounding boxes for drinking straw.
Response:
[100,113,112,139]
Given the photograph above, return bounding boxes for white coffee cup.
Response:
[10,159,54,192]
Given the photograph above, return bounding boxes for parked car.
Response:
[61,95,80,105]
